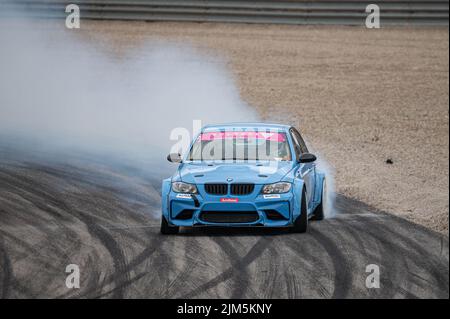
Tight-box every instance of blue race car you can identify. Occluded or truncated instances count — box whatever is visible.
[161,123,328,234]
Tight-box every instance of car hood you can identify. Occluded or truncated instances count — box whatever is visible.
[177,161,294,185]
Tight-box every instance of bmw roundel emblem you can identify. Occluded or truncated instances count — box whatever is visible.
[226,178,233,182]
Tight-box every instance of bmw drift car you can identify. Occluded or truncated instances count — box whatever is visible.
[161,123,328,234]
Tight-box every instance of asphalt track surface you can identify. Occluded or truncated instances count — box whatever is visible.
[0,144,448,299]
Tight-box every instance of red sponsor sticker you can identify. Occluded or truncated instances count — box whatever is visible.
[220,198,239,203]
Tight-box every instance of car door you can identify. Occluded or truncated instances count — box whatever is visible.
[290,128,315,209]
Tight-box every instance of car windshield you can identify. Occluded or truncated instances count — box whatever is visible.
[188,131,292,161]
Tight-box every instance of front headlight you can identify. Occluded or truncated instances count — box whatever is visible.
[261,182,292,194]
[172,182,198,194]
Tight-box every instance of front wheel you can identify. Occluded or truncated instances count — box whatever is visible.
[160,216,179,235]
[291,188,308,233]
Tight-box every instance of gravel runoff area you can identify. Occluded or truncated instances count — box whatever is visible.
[10,20,450,234]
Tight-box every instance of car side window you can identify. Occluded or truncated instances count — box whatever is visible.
[289,129,302,159]
[291,128,309,154]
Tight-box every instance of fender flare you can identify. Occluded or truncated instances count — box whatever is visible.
[292,179,305,221]
[314,172,326,207]
[161,178,171,219]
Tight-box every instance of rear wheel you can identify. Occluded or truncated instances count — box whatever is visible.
[291,188,308,233]
[160,216,179,235]
[312,178,326,221]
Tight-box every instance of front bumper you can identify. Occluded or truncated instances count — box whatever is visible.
[166,191,295,227]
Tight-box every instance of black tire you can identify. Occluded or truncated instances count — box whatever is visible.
[291,188,308,233]
[160,216,179,235]
[311,179,326,221]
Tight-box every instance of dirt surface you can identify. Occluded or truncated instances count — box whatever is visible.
[71,21,448,234]
[0,145,448,298]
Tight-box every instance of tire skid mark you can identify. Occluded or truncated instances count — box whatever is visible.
[2,232,68,298]
[0,178,95,297]
[0,236,13,299]
[81,228,161,298]
[348,217,427,298]
[283,266,299,299]
[0,167,132,299]
[1,158,177,298]
[354,215,449,294]
[120,232,159,272]
[210,236,252,299]
[334,220,401,298]
[356,216,449,297]
[0,231,68,274]
[161,235,207,298]
[334,216,411,298]
[93,272,148,299]
[8,277,36,298]
[30,164,160,216]
[266,242,298,299]
[308,228,352,299]
[333,197,422,298]
[257,245,281,299]
[0,172,78,226]
[56,252,105,299]
[2,248,62,297]
[283,236,332,298]
[1,152,448,299]
[148,236,179,297]
[392,235,448,296]
[70,209,131,299]
[325,220,397,298]
[181,236,274,299]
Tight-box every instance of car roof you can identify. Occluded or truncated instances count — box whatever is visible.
[202,122,291,132]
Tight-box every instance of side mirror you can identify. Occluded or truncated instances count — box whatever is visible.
[167,153,182,163]
[298,153,317,163]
